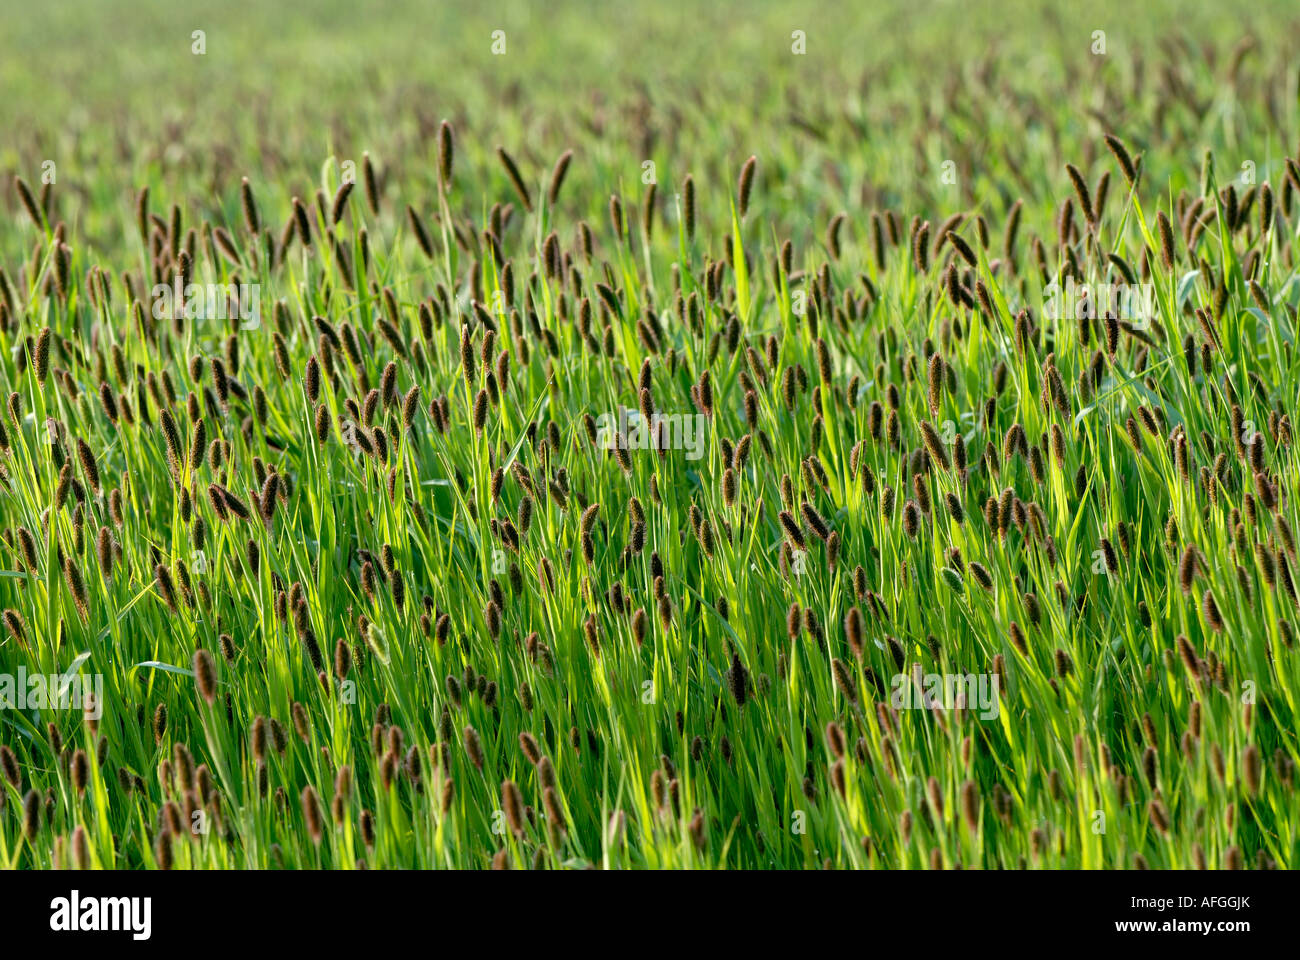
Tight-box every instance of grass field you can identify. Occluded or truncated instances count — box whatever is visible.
[2,0,1300,869]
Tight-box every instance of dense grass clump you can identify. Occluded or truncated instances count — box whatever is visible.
[2,0,1300,869]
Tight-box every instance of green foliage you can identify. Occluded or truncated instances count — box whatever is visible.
[1,0,1299,870]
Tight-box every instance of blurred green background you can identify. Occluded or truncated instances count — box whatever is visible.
[2,0,1298,260]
